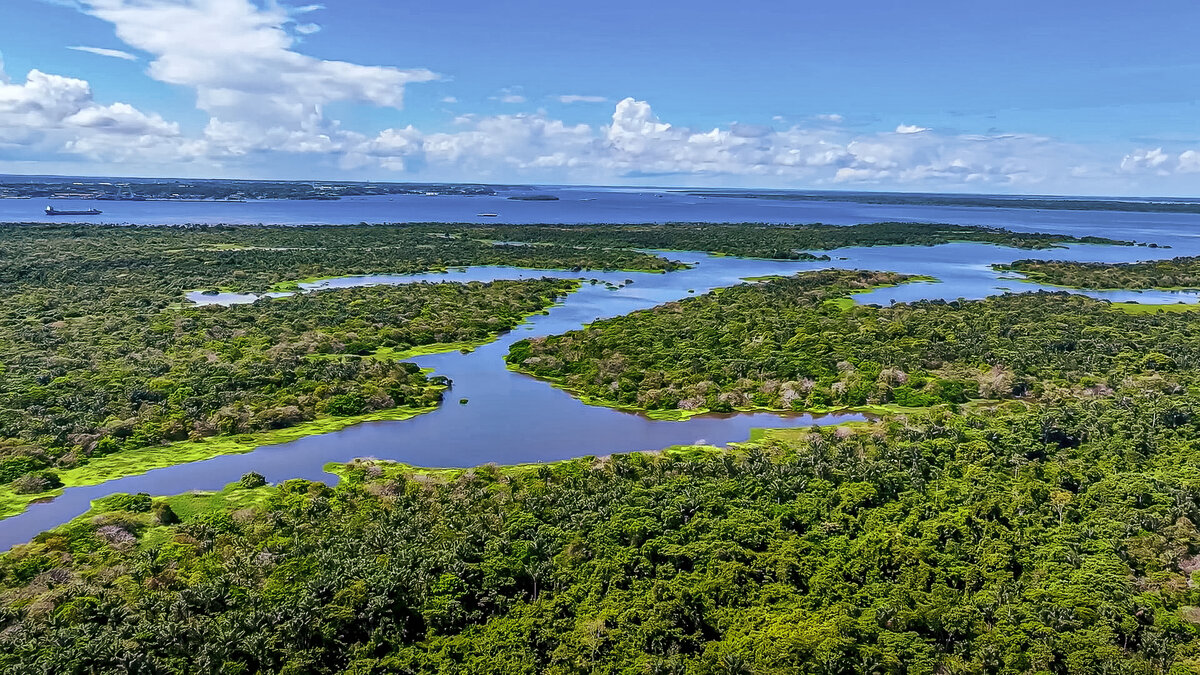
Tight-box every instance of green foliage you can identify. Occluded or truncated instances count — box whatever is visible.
[95,492,153,513]
[152,501,179,525]
[0,222,1173,672]
[239,472,267,489]
[508,270,1200,414]
[8,471,62,495]
[998,256,1200,290]
[470,221,1127,260]
[3,392,1200,672]
[0,250,575,492]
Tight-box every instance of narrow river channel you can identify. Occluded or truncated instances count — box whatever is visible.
[5,236,1200,549]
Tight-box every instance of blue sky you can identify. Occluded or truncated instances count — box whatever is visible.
[1,0,1198,195]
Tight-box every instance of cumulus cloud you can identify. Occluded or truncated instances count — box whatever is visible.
[1121,147,1170,172]
[0,64,186,160]
[68,45,138,61]
[558,95,607,104]
[4,17,1177,194]
[73,0,436,156]
[1179,150,1200,173]
[388,113,595,173]
[345,97,1071,188]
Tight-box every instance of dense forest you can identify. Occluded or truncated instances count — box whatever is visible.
[0,224,682,309]
[508,270,1200,415]
[0,278,575,501]
[2,222,1191,672]
[3,388,1200,672]
[0,222,1130,496]
[0,222,1123,309]
[465,222,1132,260]
[998,256,1200,290]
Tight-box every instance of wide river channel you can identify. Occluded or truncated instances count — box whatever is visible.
[4,190,1200,549]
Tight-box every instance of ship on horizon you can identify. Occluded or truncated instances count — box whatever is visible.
[45,205,102,216]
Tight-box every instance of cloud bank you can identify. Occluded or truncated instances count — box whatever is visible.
[4,0,1197,192]
[0,61,189,162]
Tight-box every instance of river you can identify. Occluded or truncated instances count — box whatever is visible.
[3,188,1200,549]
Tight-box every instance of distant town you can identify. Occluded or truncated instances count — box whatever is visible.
[0,176,496,201]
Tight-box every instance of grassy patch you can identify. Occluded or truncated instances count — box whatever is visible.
[308,340,493,362]
[161,484,275,521]
[31,481,279,553]
[823,297,856,310]
[268,275,338,293]
[1110,302,1200,314]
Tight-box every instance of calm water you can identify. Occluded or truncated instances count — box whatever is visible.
[4,189,1200,549]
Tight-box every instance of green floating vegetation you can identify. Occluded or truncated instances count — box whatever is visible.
[0,260,577,519]
[267,274,336,293]
[0,403,439,520]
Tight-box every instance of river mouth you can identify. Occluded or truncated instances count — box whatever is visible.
[4,242,1200,550]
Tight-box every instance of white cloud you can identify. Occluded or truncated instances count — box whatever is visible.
[68,45,138,61]
[73,0,436,157]
[441,96,458,104]
[1121,147,1170,172]
[816,113,844,123]
[0,64,190,162]
[3,29,1186,194]
[346,97,1066,189]
[1177,150,1200,173]
[558,95,607,104]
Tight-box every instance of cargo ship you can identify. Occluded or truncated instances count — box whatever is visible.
[45,205,102,216]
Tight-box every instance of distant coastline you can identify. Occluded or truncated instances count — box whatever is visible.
[2,175,1199,213]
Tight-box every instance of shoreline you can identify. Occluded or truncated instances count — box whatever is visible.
[0,402,443,522]
[0,276,584,524]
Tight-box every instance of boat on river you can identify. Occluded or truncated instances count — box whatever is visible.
[45,205,102,216]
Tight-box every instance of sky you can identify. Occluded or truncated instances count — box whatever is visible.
[1,0,1198,196]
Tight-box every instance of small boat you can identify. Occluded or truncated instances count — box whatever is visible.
[45,205,102,216]
[476,213,499,217]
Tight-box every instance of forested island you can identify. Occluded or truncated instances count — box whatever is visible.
[460,222,1133,260]
[507,270,1200,417]
[998,256,1200,290]
[5,221,1200,672]
[0,277,578,519]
